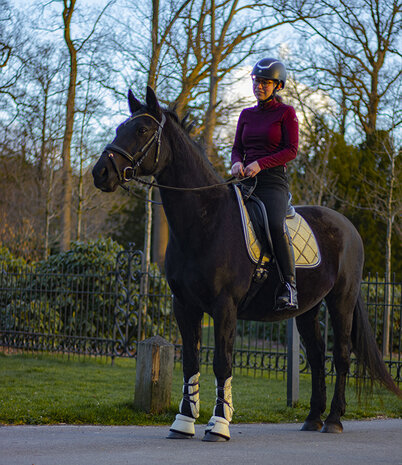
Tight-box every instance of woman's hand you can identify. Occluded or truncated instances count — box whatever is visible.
[231,162,245,178]
[244,161,261,177]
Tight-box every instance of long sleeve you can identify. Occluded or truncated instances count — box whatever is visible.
[231,111,245,165]
[257,106,298,170]
[230,100,299,170]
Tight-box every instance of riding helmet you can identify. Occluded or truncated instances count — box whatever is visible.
[251,58,287,88]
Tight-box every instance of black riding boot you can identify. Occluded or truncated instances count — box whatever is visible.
[273,230,298,312]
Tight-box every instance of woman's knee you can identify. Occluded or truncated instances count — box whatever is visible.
[269,221,286,241]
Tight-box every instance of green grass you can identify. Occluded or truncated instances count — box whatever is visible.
[0,352,400,425]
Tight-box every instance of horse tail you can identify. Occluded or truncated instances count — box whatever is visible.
[351,291,402,398]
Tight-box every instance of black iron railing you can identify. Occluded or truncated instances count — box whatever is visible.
[0,249,400,383]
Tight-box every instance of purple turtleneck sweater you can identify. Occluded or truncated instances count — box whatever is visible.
[231,98,299,170]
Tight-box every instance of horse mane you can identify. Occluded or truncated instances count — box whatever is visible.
[160,105,224,183]
[165,105,195,134]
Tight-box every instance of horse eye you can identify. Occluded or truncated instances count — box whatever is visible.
[138,127,148,134]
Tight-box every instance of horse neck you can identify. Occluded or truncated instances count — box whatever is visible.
[157,120,222,188]
[155,120,231,239]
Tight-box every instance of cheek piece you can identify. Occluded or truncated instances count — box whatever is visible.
[105,112,166,181]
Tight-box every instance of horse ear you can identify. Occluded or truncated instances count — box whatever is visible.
[128,89,142,115]
[146,86,161,117]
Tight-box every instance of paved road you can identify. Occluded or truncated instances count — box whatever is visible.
[1,420,401,465]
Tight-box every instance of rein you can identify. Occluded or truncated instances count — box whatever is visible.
[126,174,247,191]
[105,110,252,202]
[120,175,252,206]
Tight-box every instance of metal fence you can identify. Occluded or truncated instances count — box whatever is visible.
[1,247,400,383]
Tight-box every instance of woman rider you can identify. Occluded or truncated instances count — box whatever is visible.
[231,58,298,311]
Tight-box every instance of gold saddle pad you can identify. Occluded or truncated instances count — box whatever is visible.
[234,185,321,268]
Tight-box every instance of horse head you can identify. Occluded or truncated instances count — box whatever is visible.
[92,86,167,192]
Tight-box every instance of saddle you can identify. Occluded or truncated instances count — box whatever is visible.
[233,185,321,270]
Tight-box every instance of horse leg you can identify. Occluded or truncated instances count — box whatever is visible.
[296,303,326,431]
[203,298,236,442]
[322,290,355,433]
[168,297,203,439]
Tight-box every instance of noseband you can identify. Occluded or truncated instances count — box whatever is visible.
[105,112,166,181]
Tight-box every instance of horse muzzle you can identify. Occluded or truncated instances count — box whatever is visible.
[92,152,120,192]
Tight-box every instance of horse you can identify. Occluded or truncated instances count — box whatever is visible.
[92,86,401,442]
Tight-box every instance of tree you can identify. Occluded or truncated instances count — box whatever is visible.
[59,0,114,251]
[358,131,401,355]
[280,0,401,141]
[147,0,193,268]
[0,28,65,261]
[24,45,65,258]
[0,1,29,121]
[280,0,401,277]
[0,0,134,259]
[59,0,78,251]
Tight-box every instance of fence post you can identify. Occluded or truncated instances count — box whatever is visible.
[134,335,174,413]
[287,318,300,407]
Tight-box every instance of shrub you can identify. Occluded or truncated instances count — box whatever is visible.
[1,239,176,355]
[0,245,27,271]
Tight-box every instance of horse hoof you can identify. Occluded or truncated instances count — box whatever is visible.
[168,414,196,438]
[301,420,323,431]
[321,421,343,433]
[202,432,229,442]
[167,430,194,439]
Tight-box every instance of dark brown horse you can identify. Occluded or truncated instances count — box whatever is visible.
[92,87,401,442]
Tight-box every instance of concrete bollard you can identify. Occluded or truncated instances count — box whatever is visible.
[134,335,174,413]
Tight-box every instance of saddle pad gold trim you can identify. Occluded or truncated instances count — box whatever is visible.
[234,185,321,268]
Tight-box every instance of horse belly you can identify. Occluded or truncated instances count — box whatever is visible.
[237,264,333,323]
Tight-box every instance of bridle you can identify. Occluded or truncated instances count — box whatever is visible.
[105,112,166,182]
[103,110,252,201]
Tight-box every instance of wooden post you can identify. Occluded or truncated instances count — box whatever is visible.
[134,335,174,413]
[287,318,300,407]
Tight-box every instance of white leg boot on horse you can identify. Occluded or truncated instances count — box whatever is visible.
[203,377,234,442]
[168,372,200,439]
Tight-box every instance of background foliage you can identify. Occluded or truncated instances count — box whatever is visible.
[0,239,174,346]
[0,0,400,276]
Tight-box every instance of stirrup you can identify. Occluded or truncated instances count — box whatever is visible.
[274,301,298,312]
[274,282,298,311]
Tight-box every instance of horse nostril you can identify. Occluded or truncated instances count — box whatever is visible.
[92,163,108,187]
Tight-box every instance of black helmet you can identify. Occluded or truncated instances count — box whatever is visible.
[251,58,287,88]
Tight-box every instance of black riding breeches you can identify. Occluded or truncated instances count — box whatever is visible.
[244,166,296,281]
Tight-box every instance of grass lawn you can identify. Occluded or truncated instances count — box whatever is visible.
[0,352,401,426]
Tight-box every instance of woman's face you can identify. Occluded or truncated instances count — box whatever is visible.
[252,77,276,101]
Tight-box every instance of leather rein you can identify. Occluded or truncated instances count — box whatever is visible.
[105,111,250,200]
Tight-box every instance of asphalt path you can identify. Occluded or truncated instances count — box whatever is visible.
[1,419,401,465]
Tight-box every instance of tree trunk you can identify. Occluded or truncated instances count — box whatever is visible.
[61,0,78,252]
[39,84,50,258]
[138,186,153,341]
[382,215,392,358]
[152,190,168,270]
[44,159,55,260]
[148,0,168,269]
[76,154,83,241]
[203,0,217,163]
[382,147,395,357]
